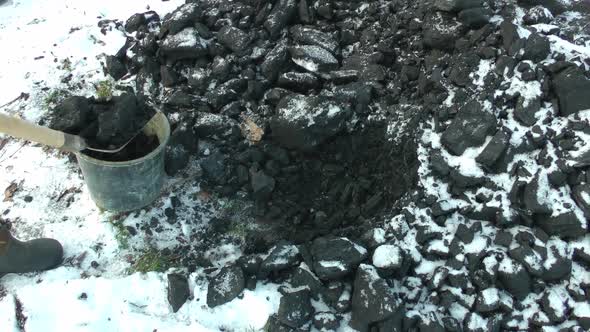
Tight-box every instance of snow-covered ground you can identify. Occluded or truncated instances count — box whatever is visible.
[0,1,283,331]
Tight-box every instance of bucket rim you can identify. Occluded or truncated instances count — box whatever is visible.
[76,112,170,167]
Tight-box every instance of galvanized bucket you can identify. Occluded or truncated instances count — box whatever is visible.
[76,112,170,212]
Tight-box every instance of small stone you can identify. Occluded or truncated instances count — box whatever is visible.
[288,45,338,73]
[264,0,297,37]
[259,242,301,276]
[523,33,551,62]
[553,66,590,117]
[160,3,200,35]
[270,95,351,151]
[105,55,127,80]
[218,26,251,53]
[372,244,403,271]
[514,96,541,127]
[524,5,555,25]
[49,96,92,133]
[476,129,509,170]
[207,265,245,308]
[350,264,402,331]
[159,27,208,62]
[536,212,586,239]
[498,257,532,301]
[201,152,228,184]
[291,25,338,54]
[167,273,190,313]
[261,40,288,81]
[290,263,323,298]
[310,236,368,280]
[441,101,497,155]
[313,312,340,331]
[277,288,314,328]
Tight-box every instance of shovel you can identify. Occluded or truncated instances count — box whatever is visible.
[0,112,158,153]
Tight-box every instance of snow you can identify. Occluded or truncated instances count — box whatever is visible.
[481,288,499,305]
[3,271,281,332]
[573,301,590,318]
[472,60,494,88]
[372,244,401,268]
[463,236,488,254]
[372,228,386,244]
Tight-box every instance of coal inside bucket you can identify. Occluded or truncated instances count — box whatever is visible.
[76,112,170,212]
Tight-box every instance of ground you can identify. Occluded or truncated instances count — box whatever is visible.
[0,0,287,331]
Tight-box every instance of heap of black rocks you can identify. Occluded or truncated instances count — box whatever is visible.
[96,0,590,330]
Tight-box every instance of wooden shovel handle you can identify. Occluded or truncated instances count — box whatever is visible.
[0,113,86,151]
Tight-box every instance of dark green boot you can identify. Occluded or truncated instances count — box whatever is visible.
[0,226,63,276]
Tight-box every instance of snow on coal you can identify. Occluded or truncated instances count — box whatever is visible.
[89,0,590,330]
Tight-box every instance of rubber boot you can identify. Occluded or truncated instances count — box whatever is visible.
[0,226,63,277]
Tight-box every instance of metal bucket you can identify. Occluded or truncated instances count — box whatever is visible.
[76,112,170,212]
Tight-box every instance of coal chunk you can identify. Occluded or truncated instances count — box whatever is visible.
[261,40,288,81]
[161,3,200,35]
[476,130,509,170]
[217,26,251,53]
[514,96,541,126]
[290,264,323,297]
[536,212,586,239]
[498,257,532,301]
[552,66,590,117]
[165,122,198,176]
[523,33,550,62]
[270,95,351,151]
[372,244,403,274]
[260,242,301,276]
[264,0,297,37]
[201,152,228,184]
[95,93,138,146]
[167,273,190,313]
[350,264,401,331]
[288,45,338,73]
[159,27,208,62]
[49,96,92,133]
[207,265,245,308]
[105,55,127,80]
[310,236,368,280]
[523,6,554,25]
[277,288,314,328]
[290,25,338,54]
[441,101,497,155]
[313,312,340,331]
[278,72,320,91]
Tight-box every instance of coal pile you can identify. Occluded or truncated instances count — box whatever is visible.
[94,0,590,330]
[49,93,158,161]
